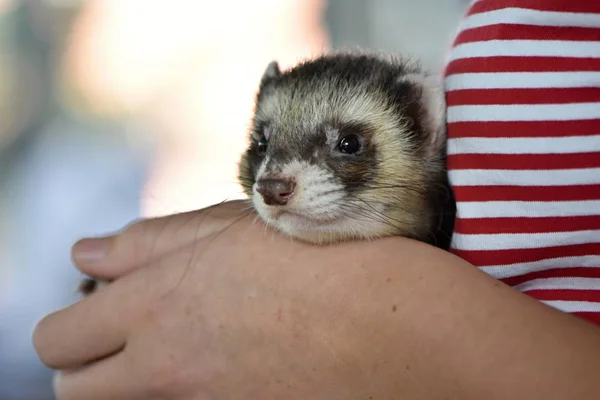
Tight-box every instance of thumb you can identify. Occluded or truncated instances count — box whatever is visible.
[71,199,253,279]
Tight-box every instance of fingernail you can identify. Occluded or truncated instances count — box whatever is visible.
[72,238,108,262]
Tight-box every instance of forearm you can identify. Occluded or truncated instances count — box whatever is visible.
[295,237,600,399]
[37,209,600,400]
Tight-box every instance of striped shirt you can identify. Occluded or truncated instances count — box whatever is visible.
[444,0,600,325]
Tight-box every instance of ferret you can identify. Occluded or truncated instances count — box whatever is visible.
[239,51,455,248]
[80,51,455,295]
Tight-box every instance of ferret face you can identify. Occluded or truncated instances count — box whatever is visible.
[239,53,448,245]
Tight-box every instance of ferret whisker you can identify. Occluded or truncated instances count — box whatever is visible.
[251,213,263,225]
[313,189,347,198]
[345,197,415,221]
[337,202,407,233]
[344,210,401,231]
[166,208,255,297]
[354,200,413,228]
[352,184,427,196]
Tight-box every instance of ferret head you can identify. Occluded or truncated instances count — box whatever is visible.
[239,52,451,246]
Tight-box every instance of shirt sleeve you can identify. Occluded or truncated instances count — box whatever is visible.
[443,0,600,325]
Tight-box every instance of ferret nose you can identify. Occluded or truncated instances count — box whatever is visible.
[255,178,296,206]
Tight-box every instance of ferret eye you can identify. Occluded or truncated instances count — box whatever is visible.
[337,134,362,154]
[256,138,268,156]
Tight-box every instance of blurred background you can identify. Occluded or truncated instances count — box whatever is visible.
[0,0,468,398]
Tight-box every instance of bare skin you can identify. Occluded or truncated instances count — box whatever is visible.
[33,201,600,399]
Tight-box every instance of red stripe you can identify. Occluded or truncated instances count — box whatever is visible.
[455,24,600,45]
[573,311,600,325]
[447,88,600,106]
[451,184,600,202]
[448,153,600,170]
[502,267,600,286]
[468,0,600,15]
[447,120,600,138]
[452,184,600,201]
[445,57,600,75]
[524,289,600,302]
[452,242,600,266]
[454,216,600,235]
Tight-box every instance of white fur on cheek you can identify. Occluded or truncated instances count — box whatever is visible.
[280,160,344,218]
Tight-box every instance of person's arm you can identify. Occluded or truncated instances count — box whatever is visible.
[34,202,600,399]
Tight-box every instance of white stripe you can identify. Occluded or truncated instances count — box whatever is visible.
[447,103,600,123]
[449,41,600,61]
[447,136,600,155]
[450,169,600,187]
[542,300,600,313]
[514,277,600,292]
[445,72,600,91]
[460,8,600,30]
[455,200,600,219]
[480,256,600,279]
[451,230,600,251]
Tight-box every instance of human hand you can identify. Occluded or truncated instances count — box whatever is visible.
[36,201,424,399]
[33,202,600,400]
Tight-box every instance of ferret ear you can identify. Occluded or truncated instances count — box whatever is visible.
[260,61,281,88]
[399,73,447,154]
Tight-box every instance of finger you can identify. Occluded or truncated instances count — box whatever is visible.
[72,199,253,279]
[33,289,129,370]
[54,351,146,400]
[33,245,195,370]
